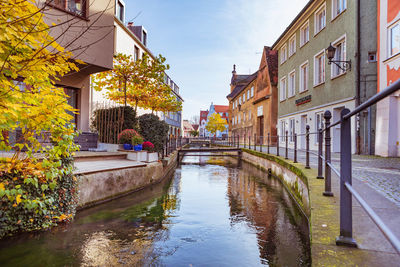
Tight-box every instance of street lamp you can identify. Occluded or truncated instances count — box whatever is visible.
[326,43,351,71]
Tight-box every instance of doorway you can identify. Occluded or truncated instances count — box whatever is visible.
[332,107,344,153]
[300,115,307,149]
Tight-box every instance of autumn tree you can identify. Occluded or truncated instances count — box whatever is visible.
[92,53,182,114]
[205,113,228,136]
[0,0,111,237]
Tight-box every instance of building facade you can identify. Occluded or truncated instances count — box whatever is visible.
[375,0,400,157]
[272,0,377,153]
[199,110,209,137]
[43,0,115,131]
[91,0,183,137]
[204,104,229,138]
[227,48,278,145]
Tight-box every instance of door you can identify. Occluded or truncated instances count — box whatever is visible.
[258,116,264,144]
[332,107,344,153]
[300,115,307,149]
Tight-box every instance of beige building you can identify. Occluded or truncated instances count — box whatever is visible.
[42,0,115,131]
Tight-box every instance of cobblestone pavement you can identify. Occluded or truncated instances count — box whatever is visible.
[235,144,400,207]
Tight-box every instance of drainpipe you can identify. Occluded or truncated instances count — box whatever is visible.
[355,0,361,154]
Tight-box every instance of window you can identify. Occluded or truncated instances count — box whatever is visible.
[248,110,251,120]
[247,90,250,100]
[251,86,254,97]
[315,112,324,143]
[299,61,309,92]
[300,21,309,46]
[331,36,346,78]
[288,70,296,97]
[280,44,288,64]
[242,94,245,103]
[239,97,242,105]
[289,35,296,57]
[280,120,286,141]
[52,0,87,17]
[389,22,400,57]
[332,0,346,19]
[314,3,326,35]
[243,112,246,122]
[314,50,325,86]
[238,114,241,124]
[280,76,287,101]
[289,118,295,142]
[143,31,147,46]
[116,0,124,21]
[134,46,139,61]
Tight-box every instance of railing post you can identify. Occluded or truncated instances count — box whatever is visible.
[336,108,357,247]
[285,130,288,159]
[276,134,280,156]
[317,128,324,179]
[294,133,297,163]
[244,134,246,148]
[254,134,256,150]
[267,133,270,154]
[259,135,262,152]
[323,111,333,197]
[305,125,310,168]
[237,135,239,148]
[248,135,251,149]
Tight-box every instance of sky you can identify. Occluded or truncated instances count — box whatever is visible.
[126,0,309,121]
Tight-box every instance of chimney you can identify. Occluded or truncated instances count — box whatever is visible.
[230,64,237,91]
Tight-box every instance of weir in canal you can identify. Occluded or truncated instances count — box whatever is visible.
[0,151,311,266]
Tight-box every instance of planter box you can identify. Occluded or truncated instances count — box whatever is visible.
[97,143,120,152]
[146,152,158,162]
[126,151,147,162]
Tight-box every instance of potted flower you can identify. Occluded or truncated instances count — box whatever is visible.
[132,135,144,151]
[118,129,140,150]
[143,141,158,162]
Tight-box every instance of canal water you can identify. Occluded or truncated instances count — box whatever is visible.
[0,155,310,266]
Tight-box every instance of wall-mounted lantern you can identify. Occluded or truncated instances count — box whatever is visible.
[326,43,351,71]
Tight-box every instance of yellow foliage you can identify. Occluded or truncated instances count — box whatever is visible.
[205,113,228,135]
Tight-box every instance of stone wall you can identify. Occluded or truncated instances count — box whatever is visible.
[76,152,177,209]
[241,149,310,217]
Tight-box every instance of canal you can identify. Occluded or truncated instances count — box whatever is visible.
[0,155,310,266]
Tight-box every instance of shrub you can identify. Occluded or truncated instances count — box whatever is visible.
[142,141,155,152]
[91,106,138,144]
[131,135,143,146]
[118,129,141,144]
[138,114,169,153]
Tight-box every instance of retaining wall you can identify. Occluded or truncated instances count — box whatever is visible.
[76,152,177,209]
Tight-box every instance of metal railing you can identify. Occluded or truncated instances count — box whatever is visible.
[224,79,400,254]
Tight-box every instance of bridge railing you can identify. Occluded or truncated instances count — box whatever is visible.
[226,79,400,254]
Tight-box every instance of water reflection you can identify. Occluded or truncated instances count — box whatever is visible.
[0,157,310,266]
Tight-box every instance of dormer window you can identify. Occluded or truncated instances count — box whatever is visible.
[116,0,124,22]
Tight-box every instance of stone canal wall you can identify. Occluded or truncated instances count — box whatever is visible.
[76,152,177,209]
[240,149,311,218]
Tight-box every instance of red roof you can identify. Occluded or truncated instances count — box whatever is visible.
[200,110,208,118]
[214,105,229,113]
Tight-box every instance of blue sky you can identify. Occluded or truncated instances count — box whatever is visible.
[126,0,309,121]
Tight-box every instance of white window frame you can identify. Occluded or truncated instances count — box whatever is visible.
[388,20,400,58]
[251,86,254,97]
[330,34,347,79]
[315,112,324,144]
[289,118,295,143]
[280,44,288,64]
[314,49,325,86]
[314,3,326,35]
[299,60,309,92]
[331,0,346,20]
[280,120,286,142]
[300,20,309,47]
[288,70,296,97]
[289,34,296,57]
[280,76,287,101]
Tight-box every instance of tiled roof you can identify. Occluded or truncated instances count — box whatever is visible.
[226,71,258,99]
[264,46,278,86]
[200,110,208,118]
[214,105,229,113]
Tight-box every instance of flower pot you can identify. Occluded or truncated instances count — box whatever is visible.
[134,144,142,151]
[146,152,158,162]
[123,143,133,150]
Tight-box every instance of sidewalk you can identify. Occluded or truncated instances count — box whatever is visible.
[237,144,400,263]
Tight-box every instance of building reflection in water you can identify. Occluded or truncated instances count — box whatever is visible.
[227,162,310,266]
